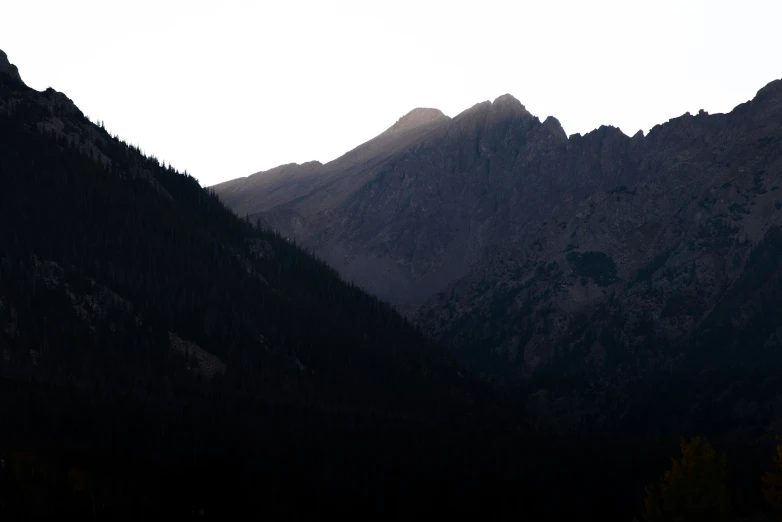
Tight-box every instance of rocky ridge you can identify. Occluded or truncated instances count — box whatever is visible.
[215,79,782,435]
[0,50,21,82]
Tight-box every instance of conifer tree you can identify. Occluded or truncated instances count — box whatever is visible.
[762,435,782,515]
[643,436,730,522]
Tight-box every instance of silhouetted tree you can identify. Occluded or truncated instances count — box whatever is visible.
[762,435,782,516]
[644,436,730,522]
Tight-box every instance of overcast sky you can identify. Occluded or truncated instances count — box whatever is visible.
[3,0,781,186]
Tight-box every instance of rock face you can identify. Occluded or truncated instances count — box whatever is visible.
[214,94,551,311]
[215,92,658,313]
[216,79,782,434]
[213,106,450,223]
[414,81,782,433]
[387,107,448,133]
[0,50,22,83]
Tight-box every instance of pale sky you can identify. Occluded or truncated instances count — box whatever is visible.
[3,0,781,186]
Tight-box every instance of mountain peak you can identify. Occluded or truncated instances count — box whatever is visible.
[490,93,533,120]
[0,49,22,83]
[492,93,520,105]
[757,78,782,98]
[752,78,782,111]
[387,107,449,133]
[542,115,567,141]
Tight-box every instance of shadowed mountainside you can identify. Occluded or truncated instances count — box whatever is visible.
[215,77,782,436]
[5,48,782,521]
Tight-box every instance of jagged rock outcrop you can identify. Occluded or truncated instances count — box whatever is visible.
[0,50,21,83]
[414,81,782,433]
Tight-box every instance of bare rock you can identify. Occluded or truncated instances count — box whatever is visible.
[0,50,22,83]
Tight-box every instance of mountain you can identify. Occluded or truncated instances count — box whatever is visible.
[212,93,610,313]
[415,81,782,431]
[214,107,450,218]
[6,47,782,520]
[0,54,486,421]
[0,50,546,520]
[213,105,456,311]
[8,47,702,522]
[215,78,782,436]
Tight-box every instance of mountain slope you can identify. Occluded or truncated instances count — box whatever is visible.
[6,49,782,521]
[6,49,722,522]
[216,76,782,436]
[0,51,493,414]
[214,94,566,311]
[415,82,782,402]
[0,49,551,519]
[212,107,450,219]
